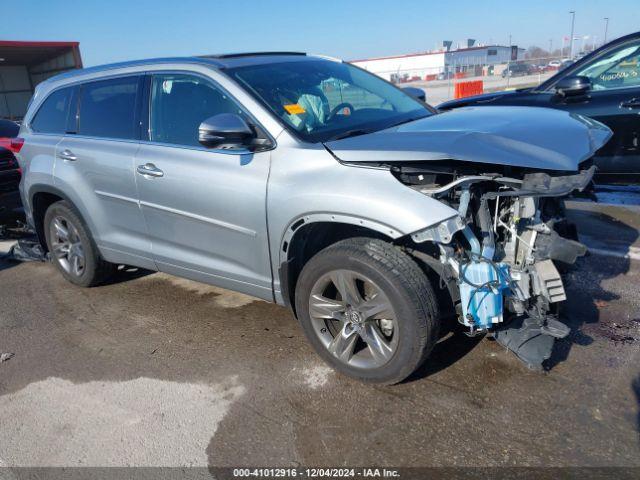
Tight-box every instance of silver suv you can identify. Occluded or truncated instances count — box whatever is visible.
[17,53,611,383]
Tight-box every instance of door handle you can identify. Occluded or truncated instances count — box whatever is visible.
[57,149,77,161]
[136,163,164,178]
[620,98,640,109]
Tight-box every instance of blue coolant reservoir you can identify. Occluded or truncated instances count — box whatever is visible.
[459,261,510,328]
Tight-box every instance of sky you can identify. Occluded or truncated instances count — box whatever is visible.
[3,0,638,66]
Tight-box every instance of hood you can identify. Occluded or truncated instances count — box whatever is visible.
[437,89,525,110]
[324,106,612,172]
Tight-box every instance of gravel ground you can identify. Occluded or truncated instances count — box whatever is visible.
[0,201,638,471]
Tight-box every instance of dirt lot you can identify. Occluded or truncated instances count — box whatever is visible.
[0,200,638,471]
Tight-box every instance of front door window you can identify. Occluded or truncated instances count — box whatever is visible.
[575,41,640,91]
[149,74,246,147]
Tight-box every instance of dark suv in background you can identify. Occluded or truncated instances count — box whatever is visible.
[439,31,640,183]
[501,63,532,78]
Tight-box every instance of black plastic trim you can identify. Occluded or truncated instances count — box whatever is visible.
[203,52,306,59]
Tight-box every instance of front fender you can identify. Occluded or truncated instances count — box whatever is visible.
[267,141,459,295]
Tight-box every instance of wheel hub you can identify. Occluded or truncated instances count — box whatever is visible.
[345,306,363,325]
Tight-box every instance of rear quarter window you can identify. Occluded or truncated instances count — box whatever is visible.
[30,87,74,134]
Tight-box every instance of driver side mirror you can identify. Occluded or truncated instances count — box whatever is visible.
[402,86,427,102]
[555,75,591,97]
[198,113,256,150]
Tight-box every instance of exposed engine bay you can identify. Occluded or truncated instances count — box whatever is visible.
[393,160,596,370]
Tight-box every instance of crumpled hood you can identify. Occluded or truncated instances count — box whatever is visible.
[324,106,612,171]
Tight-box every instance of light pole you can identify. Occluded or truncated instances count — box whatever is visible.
[549,38,553,57]
[604,17,609,44]
[507,34,512,87]
[569,11,576,59]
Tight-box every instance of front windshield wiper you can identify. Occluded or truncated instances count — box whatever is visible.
[325,113,431,142]
[325,129,372,142]
[388,114,431,129]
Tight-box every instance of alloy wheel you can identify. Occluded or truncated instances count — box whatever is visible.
[308,269,399,369]
[49,215,86,277]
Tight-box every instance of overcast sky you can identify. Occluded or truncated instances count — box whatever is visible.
[4,0,638,66]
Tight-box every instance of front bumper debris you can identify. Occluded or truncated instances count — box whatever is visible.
[492,314,570,371]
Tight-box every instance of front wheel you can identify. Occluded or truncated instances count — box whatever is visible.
[295,238,440,384]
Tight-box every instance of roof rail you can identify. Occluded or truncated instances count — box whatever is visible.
[200,51,307,59]
[38,56,225,84]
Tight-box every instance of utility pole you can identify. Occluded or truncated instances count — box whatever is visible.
[604,17,609,44]
[549,39,553,57]
[569,10,576,59]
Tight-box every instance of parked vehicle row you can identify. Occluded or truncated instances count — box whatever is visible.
[439,31,640,183]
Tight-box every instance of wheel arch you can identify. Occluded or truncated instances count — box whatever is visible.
[278,215,399,313]
[277,213,462,323]
[28,184,84,252]
[279,213,404,260]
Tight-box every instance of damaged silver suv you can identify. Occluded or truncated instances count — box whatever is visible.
[18,53,611,384]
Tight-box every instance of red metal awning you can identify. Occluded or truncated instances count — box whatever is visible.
[0,40,82,68]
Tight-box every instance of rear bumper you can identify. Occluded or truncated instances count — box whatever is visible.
[0,189,24,222]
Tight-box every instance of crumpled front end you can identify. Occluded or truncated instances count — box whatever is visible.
[400,162,596,370]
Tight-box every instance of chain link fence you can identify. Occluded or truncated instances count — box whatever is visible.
[367,56,573,105]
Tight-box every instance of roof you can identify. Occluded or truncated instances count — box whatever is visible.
[0,40,81,66]
[201,51,316,68]
[44,52,321,83]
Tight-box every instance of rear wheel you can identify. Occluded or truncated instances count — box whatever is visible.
[44,201,114,287]
[295,237,440,384]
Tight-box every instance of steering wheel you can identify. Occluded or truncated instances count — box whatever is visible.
[327,102,355,121]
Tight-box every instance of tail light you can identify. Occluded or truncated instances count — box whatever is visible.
[10,137,24,153]
[0,137,24,154]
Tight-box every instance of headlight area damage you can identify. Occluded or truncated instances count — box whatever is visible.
[397,161,595,370]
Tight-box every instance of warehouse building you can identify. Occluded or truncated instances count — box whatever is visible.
[0,41,82,120]
[352,44,524,82]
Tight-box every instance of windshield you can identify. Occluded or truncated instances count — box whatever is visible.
[225,59,432,143]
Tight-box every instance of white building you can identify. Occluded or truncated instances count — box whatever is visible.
[352,45,525,82]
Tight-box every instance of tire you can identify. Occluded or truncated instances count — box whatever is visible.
[294,237,440,384]
[44,200,114,287]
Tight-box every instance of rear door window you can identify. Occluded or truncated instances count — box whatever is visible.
[30,86,74,134]
[78,76,140,139]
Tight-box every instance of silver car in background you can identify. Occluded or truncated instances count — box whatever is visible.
[17,53,610,384]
